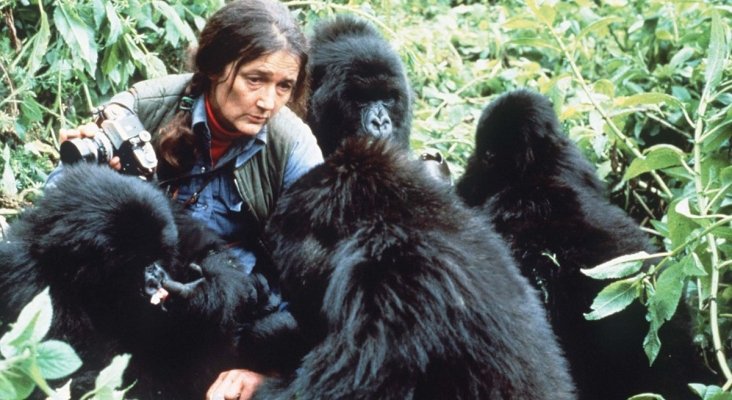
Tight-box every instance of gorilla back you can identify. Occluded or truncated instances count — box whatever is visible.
[307,16,412,156]
[256,138,576,399]
[456,90,713,399]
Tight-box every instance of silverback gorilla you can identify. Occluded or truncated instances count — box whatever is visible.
[456,89,713,399]
[307,16,412,156]
[253,137,576,399]
[0,164,298,399]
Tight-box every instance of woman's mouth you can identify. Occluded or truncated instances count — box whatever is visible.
[246,115,267,124]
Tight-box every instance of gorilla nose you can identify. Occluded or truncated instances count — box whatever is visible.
[144,263,171,296]
[365,113,392,137]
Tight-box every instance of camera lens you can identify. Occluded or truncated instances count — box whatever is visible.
[59,135,113,165]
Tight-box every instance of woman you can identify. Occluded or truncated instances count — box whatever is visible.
[58,0,322,398]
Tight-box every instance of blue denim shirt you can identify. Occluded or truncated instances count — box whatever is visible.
[49,96,323,273]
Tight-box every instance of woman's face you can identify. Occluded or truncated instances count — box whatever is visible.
[208,50,300,138]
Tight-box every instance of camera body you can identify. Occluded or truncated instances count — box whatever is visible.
[59,104,158,179]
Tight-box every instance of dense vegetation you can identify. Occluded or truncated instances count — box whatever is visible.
[0,0,730,398]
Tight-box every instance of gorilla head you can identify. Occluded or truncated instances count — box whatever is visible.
[307,15,412,156]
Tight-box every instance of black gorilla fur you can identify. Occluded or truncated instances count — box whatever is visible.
[254,137,576,399]
[456,89,713,399]
[0,164,298,399]
[307,16,412,156]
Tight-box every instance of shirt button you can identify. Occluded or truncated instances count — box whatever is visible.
[201,166,206,173]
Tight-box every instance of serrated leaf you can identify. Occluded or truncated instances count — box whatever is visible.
[0,288,53,358]
[143,53,167,79]
[152,1,197,45]
[624,144,686,181]
[650,261,684,322]
[53,4,98,76]
[682,253,708,277]
[584,275,642,320]
[703,11,728,98]
[105,2,123,45]
[26,0,50,76]
[667,198,699,249]
[94,354,131,391]
[643,319,662,365]
[36,340,82,380]
[581,251,651,279]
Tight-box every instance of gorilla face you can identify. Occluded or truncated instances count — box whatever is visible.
[307,16,412,156]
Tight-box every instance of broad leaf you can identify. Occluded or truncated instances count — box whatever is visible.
[36,340,83,380]
[584,275,642,320]
[624,144,686,181]
[0,288,53,358]
[581,251,651,280]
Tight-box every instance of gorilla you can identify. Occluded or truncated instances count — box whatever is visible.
[307,16,412,156]
[0,164,299,399]
[253,137,576,399]
[456,89,712,399]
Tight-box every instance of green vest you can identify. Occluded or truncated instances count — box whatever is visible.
[109,73,306,225]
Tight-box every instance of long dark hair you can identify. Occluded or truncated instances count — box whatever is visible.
[156,0,308,177]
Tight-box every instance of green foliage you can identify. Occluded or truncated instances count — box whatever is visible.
[1,0,731,397]
[0,288,132,399]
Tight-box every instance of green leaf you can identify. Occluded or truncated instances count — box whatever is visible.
[152,1,197,46]
[142,53,167,79]
[1,368,36,400]
[36,340,83,380]
[0,374,18,400]
[627,394,665,400]
[94,354,131,392]
[614,92,682,109]
[703,11,728,98]
[623,144,686,181]
[0,288,53,358]
[577,16,622,41]
[584,275,642,320]
[667,198,699,249]
[650,261,685,322]
[689,383,732,400]
[26,0,51,76]
[682,253,708,277]
[581,251,651,279]
[643,319,662,365]
[668,47,695,69]
[503,18,542,30]
[53,3,99,76]
[105,2,123,45]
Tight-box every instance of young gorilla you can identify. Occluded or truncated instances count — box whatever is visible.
[254,137,576,399]
[456,90,712,399]
[0,164,297,399]
[307,15,412,156]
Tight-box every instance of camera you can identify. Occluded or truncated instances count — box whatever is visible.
[59,104,158,179]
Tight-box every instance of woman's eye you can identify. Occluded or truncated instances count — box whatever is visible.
[277,82,294,92]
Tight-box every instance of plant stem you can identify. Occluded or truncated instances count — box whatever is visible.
[693,88,732,383]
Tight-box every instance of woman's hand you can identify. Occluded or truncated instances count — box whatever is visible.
[59,123,122,170]
[206,369,264,400]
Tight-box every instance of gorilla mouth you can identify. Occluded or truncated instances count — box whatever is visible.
[144,263,171,305]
